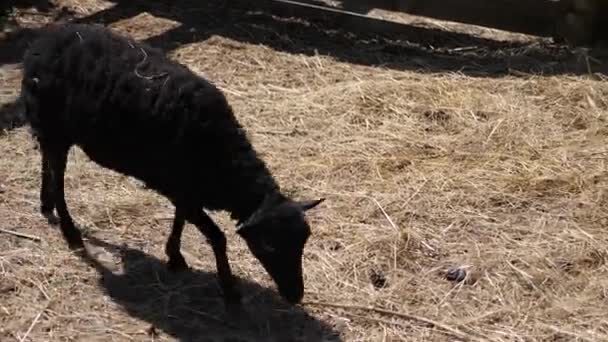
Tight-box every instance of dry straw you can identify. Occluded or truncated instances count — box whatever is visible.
[1,0,608,341]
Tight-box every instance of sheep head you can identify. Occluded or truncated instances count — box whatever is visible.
[236,193,324,304]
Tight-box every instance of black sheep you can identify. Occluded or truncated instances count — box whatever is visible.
[18,23,324,306]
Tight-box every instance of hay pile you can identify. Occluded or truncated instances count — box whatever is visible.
[1,1,608,341]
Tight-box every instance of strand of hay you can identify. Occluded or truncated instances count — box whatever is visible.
[304,300,491,342]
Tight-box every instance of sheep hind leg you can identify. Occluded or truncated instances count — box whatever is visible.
[46,143,84,250]
[186,208,241,308]
[39,148,60,225]
[165,207,188,272]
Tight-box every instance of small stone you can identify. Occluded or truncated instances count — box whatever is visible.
[446,267,467,283]
[327,241,343,251]
[370,269,387,289]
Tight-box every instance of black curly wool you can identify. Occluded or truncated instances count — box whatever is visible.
[22,23,280,221]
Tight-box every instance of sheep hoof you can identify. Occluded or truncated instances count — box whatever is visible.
[67,236,85,251]
[167,256,188,272]
[46,215,60,225]
[41,209,60,225]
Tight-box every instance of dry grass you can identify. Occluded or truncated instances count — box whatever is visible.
[2,1,608,341]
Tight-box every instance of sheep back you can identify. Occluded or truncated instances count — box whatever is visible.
[22,23,277,212]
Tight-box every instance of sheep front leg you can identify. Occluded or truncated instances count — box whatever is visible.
[165,208,188,271]
[187,209,241,308]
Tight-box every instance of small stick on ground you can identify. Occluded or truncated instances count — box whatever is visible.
[0,228,42,242]
[18,301,52,342]
[372,198,398,231]
[253,128,301,136]
[303,300,490,342]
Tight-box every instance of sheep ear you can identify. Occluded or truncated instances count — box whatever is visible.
[236,193,276,232]
[237,225,275,252]
[296,198,325,212]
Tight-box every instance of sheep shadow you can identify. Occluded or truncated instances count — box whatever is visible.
[2,0,607,76]
[78,236,341,342]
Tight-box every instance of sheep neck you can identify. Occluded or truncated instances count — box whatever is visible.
[224,148,283,225]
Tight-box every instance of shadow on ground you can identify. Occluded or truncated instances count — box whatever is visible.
[78,236,341,342]
[1,0,54,16]
[0,0,72,66]
[1,0,606,76]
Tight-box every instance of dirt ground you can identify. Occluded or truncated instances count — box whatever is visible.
[1,1,608,341]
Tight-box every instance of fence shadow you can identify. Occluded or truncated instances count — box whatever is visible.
[1,0,54,17]
[292,0,562,37]
[1,0,606,76]
[1,0,73,66]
